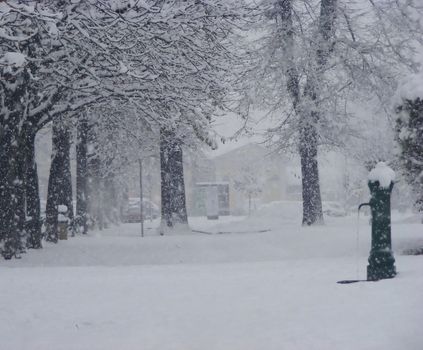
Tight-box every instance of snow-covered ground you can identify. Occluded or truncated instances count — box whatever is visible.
[1,202,423,350]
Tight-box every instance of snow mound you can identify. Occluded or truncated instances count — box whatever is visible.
[368,162,395,188]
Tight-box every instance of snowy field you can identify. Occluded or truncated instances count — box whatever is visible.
[1,202,423,350]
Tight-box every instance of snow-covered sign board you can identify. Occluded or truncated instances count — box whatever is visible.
[368,162,395,189]
[394,71,423,106]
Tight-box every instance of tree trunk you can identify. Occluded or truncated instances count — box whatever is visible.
[277,0,337,225]
[0,136,27,256]
[0,130,14,258]
[298,0,336,225]
[277,0,322,224]
[316,0,337,67]
[45,118,74,242]
[76,115,88,234]
[86,152,101,230]
[0,67,32,258]
[171,138,188,224]
[14,136,27,251]
[299,120,324,225]
[160,134,172,228]
[24,126,42,249]
[0,126,25,258]
[276,0,300,107]
[159,128,188,233]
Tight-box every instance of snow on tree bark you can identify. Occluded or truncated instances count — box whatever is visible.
[160,128,188,233]
[299,120,324,225]
[0,58,31,258]
[76,114,89,234]
[23,124,42,249]
[298,0,336,225]
[273,0,335,225]
[45,118,74,242]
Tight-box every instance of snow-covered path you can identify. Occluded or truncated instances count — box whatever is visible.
[1,204,423,350]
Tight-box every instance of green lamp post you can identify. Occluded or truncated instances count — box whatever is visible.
[360,162,396,281]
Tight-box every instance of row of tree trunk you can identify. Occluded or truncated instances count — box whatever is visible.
[0,109,190,258]
[0,68,45,257]
[44,116,124,241]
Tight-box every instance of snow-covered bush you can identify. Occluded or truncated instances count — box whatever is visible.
[395,72,423,215]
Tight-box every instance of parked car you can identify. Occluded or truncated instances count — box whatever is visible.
[122,199,159,223]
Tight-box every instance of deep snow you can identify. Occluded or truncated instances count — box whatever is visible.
[1,202,423,350]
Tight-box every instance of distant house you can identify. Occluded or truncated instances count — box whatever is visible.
[185,143,300,215]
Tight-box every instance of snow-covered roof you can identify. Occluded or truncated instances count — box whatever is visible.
[368,162,395,188]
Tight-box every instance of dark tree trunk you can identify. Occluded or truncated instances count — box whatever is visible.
[159,128,188,233]
[171,140,188,223]
[160,136,172,228]
[298,73,325,226]
[45,118,74,242]
[45,164,59,242]
[0,130,14,258]
[86,152,101,230]
[76,115,88,234]
[23,126,42,248]
[299,119,324,225]
[14,137,27,251]
[0,127,25,258]
[0,71,29,258]
[317,0,337,67]
[1,42,55,258]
